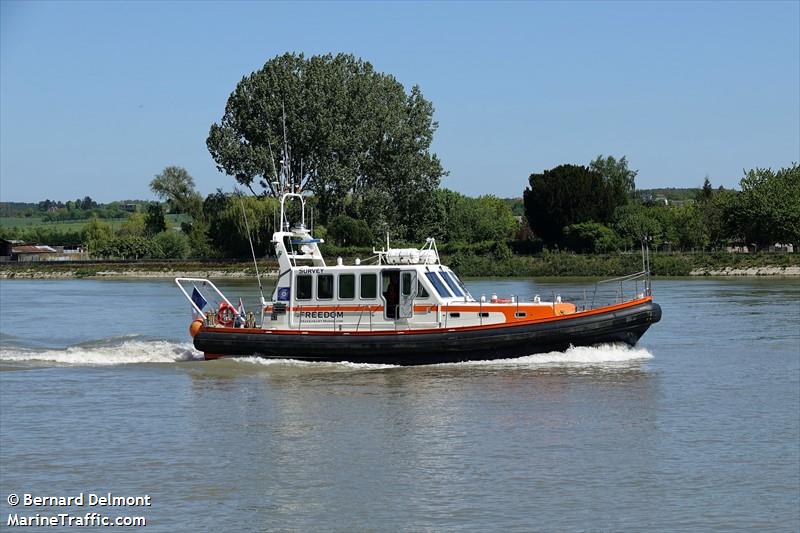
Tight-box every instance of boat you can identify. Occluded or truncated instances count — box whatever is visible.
[175,192,662,365]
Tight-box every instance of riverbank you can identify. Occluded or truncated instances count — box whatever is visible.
[1,252,798,279]
[0,261,278,279]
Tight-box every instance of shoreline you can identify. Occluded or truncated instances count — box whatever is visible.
[1,263,798,279]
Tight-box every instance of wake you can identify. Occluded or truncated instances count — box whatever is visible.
[0,339,201,366]
[0,340,652,369]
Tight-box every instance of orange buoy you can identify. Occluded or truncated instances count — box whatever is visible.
[189,318,204,337]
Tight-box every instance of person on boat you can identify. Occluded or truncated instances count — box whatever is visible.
[385,278,399,319]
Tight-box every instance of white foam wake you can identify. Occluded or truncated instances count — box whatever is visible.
[439,343,654,367]
[220,343,652,370]
[228,357,398,371]
[0,340,201,366]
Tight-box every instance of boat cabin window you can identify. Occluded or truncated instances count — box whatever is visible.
[401,272,413,296]
[425,271,453,298]
[417,283,429,298]
[318,274,334,300]
[360,274,377,299]
[297,275,312,300]
[440,271,464,297]
[339,274,355,300]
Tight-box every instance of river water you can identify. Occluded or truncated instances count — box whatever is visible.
[0,277,798,531]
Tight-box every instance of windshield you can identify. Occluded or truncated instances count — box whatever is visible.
[425,272,452,298]
[440,271,463,297]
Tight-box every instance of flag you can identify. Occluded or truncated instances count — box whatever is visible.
[235,298,246,327]
[191,286,207,312]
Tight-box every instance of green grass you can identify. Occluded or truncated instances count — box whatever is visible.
[0,216,47,227]
[0,214,187,231]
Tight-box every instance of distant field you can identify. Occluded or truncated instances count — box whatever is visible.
[0,214,188,232]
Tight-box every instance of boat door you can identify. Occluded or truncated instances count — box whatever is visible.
[382,270,416,320]
[398,271,417,319]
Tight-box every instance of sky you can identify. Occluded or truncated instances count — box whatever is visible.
[1,0,798,203]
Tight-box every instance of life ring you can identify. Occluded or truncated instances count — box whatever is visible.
[217,302,236,327]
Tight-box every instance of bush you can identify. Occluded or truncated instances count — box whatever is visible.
[152,231,189,259]
[562,222,623,253]
[91,236,153,259]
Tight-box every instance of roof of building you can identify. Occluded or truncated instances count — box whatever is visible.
[12,245,58,254]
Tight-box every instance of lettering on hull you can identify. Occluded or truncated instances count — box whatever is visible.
[295,311,345,320]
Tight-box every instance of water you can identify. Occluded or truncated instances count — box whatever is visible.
[1,277,798,531]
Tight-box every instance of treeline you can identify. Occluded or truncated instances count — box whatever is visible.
[3,159,797,263]
[0,197,138,221]
[110,166,519,260]
[523,159,799,254]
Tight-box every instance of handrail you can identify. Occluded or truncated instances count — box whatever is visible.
[175,277,240,320]
[595,270,648,284]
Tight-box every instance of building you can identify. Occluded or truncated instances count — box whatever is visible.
[11,244,59,262]
[0,239,24,261]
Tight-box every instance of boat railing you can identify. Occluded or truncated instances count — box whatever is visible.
[582,270,651,311]
[175,277,240,321]
[528,270,651,313]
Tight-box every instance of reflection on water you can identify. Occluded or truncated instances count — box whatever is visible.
[1,277,798,531]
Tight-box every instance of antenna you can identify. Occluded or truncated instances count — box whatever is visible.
[238,192,266,306]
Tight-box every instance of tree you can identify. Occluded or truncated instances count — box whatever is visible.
[589,155,638,207]
[117,212,146,237]
[434,189,517,244]
[702,189,738,247]
[562,222,622,253]
[327,215,374,246]
[152,231,189,259]
[92,236,153,259]
[613,203,662,248]
[523,164,617,245]
[79,196,96,210]
[206,52,445,240]
[203,191,278,258]
[144,203,167,237]
[150,166,203,217]
[730,164,800,247]
[671,204,708,250]
[697,176,714,204]
[82,217,113,244]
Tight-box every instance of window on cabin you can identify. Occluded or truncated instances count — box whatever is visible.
[401,272,413,296]
[515,312,527,318]
[479,312,490,318]
[417,283,429,298]
[449,312,461,318]
[441,271,464,297]
[360,274,377,299]
[339,274,355,299]
[317,274,334,299]
[425,272,452,297]
[297,275,312,300]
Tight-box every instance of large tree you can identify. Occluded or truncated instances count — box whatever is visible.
[150,166,203,218]
[589,155,638,207]
[523,164,617,245]
[206,52,445,240]
[730,164,800,247]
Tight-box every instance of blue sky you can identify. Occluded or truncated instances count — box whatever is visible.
[1,0,798,202]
